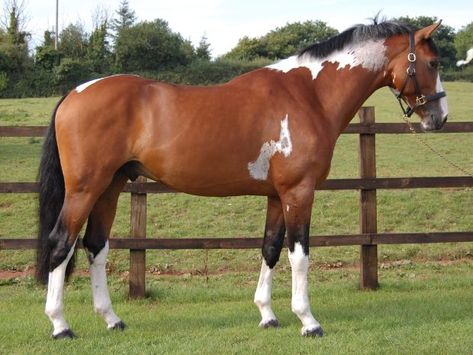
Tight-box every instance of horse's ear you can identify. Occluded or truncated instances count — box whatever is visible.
[415,21,442,42]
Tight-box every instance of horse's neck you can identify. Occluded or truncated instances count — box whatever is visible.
[268,40,389,134]
[313,67,386,134]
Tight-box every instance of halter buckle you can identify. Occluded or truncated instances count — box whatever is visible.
[416,95,427,106]
[408,53,416,62]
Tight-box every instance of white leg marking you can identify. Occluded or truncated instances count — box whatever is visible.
[436,73,449,119]
[45,241,76,336]
[288,242,320,335]
[254,261,277,326]
[248,114,292,180]
[89,241,121,328]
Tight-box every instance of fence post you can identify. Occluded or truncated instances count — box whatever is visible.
[358,107,379,290]
[129,176,147,298]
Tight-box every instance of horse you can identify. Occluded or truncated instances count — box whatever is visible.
[36,20,448,339]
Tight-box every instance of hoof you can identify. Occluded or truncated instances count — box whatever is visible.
[52,329,76,340]
[302,326,324,337]
[259,319,280,328]
[108,321,126,331]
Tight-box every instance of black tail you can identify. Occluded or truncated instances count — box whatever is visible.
[36,95,75,284]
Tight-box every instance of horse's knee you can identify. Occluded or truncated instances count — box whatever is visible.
[262,245,281,269]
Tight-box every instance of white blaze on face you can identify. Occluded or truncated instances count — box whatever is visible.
[248,114,292,181]
[436,73,448,119]
[266,40,387,80]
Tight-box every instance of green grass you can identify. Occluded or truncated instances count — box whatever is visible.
[0,262,472,354]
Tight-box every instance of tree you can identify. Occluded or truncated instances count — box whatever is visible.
[454,22,473,63]
[35,30,61,69]
[195,35,211,61]
[396,16,457,70]
[224,21,338,60]
[87,21,110,73]
[111,0,136,35]
[59,23,88,60]
[0,0,30,74]
[114,19,194,72]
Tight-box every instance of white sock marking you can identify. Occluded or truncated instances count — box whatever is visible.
[89,241,121,328]
[288,242,320,335]
[248,114,292,180]
[45,241,76,336]
[267,40,387,80]
[254,261,277,326]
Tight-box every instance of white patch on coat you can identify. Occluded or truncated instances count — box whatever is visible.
[89,241,121,328]
[267,40,387,80]
[288,242,321,335]
[45,241,76,336]
[436,73,448,119]
[75,74,138,93]
[286,204,290,212]
[254,261,277,326]
[248,114,292,181]
[75,78,106,93]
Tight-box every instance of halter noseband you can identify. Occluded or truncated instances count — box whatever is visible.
[395,31,446,118]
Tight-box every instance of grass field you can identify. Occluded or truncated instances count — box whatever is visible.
[0,262,472,354]
[0,82,472,353]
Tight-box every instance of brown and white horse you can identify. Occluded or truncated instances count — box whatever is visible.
[36,20,448,339]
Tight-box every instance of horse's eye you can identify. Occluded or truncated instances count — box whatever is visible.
[429,60,439,69]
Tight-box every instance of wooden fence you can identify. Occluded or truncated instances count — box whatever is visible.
[1,107,473,297]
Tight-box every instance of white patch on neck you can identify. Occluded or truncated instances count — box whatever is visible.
[267,40,387,80]
[436,73,448,117]
[248,114,292,181]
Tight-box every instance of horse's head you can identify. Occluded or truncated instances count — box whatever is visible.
[388,23,448,131]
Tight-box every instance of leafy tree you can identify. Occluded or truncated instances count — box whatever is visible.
[59,23,88,60]
[195,35,211,61]
[454,22,473,63]
[87,21,110,73]
[114,19,194,72]
[396,16,457,70]
[0,2,30,73]
[112,0,136,35]
[35,30,61,69]
[225,20,338,60]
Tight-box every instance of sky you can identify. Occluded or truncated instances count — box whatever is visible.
[19,0,473,57]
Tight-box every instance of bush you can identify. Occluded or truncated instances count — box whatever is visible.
[53,58,93,94]
[442,66,473,82]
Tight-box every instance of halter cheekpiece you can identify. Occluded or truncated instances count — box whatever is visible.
[395,31,446,118]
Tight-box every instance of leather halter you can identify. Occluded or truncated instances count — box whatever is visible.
[395,31,446,118]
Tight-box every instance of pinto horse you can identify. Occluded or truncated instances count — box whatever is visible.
[36,21,448,339]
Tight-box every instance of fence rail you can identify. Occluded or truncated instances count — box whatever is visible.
[1,107,472,297]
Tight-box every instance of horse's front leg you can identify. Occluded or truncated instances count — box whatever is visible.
[254,195,286,328]
[281,186,324,337]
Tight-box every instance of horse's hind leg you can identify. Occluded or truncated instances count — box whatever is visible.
[83,173,128,330]
[46,189,106,339]
[254,196,285,328]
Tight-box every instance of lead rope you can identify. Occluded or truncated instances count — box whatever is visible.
[401,114,473,178]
